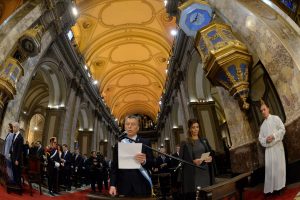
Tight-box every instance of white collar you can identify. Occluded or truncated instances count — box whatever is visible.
[14,131,20,141]
[128,134,137,141]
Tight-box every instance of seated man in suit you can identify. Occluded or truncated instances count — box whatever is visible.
[109,115,153,197]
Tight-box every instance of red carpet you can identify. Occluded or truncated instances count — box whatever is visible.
[0,184,91,200]
[1,183,300,200]
[244,185,300,200]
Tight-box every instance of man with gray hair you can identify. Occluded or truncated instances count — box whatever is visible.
[109,115,154,197]
[11,122,24,188]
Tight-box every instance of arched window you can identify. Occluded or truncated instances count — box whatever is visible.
[249,61,286,131]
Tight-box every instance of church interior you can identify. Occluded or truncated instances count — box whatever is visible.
[1,0,300,199]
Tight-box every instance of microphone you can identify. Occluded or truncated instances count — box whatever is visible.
[118,131,127,140]
[174,162,182,172]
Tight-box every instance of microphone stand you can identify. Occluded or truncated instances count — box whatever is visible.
[120,134,205,170]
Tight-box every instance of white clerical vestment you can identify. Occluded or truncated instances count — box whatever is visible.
[259,114,286,194]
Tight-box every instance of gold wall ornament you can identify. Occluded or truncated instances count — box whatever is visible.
[0,57,24,108]
[18,25,45,57]
[195,22,253,110]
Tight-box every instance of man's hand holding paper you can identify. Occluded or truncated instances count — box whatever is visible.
[135,152,146,164]
[118,142,143,169]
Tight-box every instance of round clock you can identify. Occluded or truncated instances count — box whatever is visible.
[179,0,213,37]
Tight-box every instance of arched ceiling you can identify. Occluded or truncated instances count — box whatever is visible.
[73,0,176,121]
[0,0,23,25]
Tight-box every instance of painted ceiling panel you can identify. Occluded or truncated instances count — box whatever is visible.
[74,0,176,121]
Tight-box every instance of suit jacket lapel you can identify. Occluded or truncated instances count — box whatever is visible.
[136,135,140,143]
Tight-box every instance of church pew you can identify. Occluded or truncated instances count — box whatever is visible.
[199,171,252,200]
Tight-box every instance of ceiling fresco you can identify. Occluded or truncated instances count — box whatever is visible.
[73,0,176,121]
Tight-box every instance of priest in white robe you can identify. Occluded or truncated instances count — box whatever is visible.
[259,103,286,194]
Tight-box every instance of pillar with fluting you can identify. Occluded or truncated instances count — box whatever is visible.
[42,107,66,146]
[69,87,83,150]
[61,79,78,146]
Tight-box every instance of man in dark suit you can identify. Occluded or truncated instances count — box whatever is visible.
[171,146,181,200]
[171,146,180,168]
[156,147,171,200]
[47,137,60,196]
[11,122,24,188]
[109,115,153,197]
[61,144,72,191]
[87,151,106,193]
[72,148,83,187]
[35,141,44,159]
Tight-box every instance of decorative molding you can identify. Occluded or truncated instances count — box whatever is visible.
[195,22,253,110]
[19,24,45,57]
[0,57,24,108]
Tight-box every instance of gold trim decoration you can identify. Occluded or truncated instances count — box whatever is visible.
[18,25,44,57]
[0,57,24,108]
[195,22,253,110]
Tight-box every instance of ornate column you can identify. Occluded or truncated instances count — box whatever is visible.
[61,79,78,146]
[69,87,83,150]
[177,84,189,133]
[172,126,184,146]
[42,107,66,146]
[97,121,105,152]
[77,130,93,155]
[91,111,100,151]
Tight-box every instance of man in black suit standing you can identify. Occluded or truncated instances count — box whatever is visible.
[11,122,24,188]
[156,147,171,200]
[61,144,72,191]
[47,137,60,196]
[171,145,181,200]
[109,115,153,197]
[72,148,83,187]
[35,141,44,159]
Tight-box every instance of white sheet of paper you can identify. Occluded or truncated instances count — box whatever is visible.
[118,142,142,169]
[200,152,210,160]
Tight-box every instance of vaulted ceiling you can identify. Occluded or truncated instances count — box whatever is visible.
[73,0,176,121]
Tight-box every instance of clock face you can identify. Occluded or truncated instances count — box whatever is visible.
[179,2,213,37]
[185,9,211,31]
